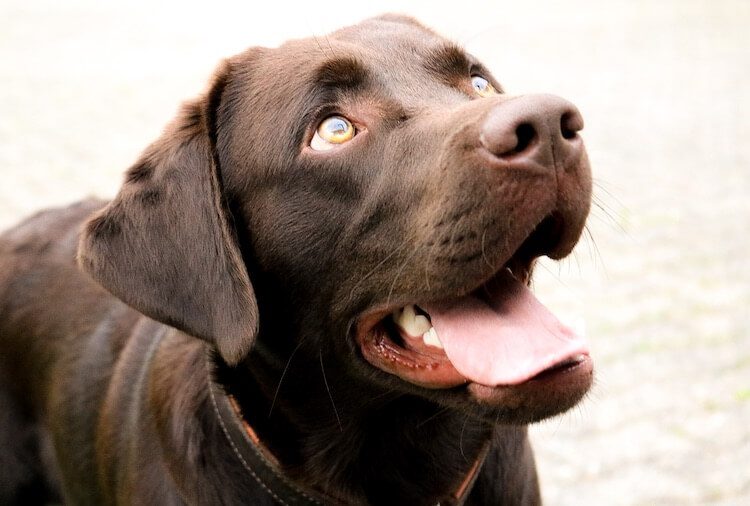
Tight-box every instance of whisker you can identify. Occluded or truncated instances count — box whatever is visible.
[346,242,408,304]
[592,179,624,204]
[415,406,451,428]
[583,225,608,275]
[590,197,626,233]
[385,246,421,307]
[312,35,328,57]
[268,339,305,418]
[363,388,403,406]
[591,179,628,233]
[571,248,582,277]
[459,414,470,462]
[324,35,335,56]
[319,350,343,432]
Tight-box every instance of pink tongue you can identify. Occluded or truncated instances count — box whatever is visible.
[422,270,588,386]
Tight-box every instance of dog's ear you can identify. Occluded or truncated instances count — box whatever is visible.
[78,60,257,365]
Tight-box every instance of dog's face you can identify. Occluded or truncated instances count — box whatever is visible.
[80,15,593,425]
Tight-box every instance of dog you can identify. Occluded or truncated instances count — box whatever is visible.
[0,14,593,505]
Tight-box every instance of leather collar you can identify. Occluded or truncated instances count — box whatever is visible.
[206,354,489,505]
[207,364,333,505]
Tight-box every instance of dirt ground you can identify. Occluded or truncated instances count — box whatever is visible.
[1,0,748,504]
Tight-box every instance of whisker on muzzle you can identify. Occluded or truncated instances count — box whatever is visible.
[319,350,343,433]
[346,241,410,304]
[268,339,305,418]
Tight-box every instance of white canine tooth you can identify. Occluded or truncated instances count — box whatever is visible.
[393,304,432,338]
[422,327,444,349]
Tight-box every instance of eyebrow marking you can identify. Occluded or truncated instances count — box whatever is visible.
[313,56,369,91]
[423,42,473,79]
[294,57,370,150]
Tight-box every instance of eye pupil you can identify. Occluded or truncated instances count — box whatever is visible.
[320,116,353,141]
[471,75,496,97]
[326,118,349,136]
[310,115,356,150]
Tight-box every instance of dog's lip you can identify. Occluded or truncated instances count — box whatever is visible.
[355,306,470,389]
[353,257,555,390]
[355,297,592,391]
[466,353,593,408]
[353,213,590,391]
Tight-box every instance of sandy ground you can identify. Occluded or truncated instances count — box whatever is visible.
[1,0,748,504]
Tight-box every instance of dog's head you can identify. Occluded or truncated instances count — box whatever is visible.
[79,15,592,424]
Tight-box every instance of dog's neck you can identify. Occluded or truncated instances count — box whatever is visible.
[214,348,497,505]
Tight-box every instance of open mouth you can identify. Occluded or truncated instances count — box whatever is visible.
[356,215,591,390]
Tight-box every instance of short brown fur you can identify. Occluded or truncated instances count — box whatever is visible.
[0,15,592,505]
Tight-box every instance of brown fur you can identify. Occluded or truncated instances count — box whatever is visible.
[0,15,591,505]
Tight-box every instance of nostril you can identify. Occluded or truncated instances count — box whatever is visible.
[513,123,536,154]
[560,114,576,140]
[481,96,584,161]
[560,111,583,140]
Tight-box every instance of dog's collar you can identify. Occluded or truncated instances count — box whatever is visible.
[207,356,489,505]
[207,365,333,505]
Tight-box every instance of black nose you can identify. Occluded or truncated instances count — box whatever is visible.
[480,94,584,169]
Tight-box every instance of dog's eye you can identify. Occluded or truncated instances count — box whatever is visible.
[310,115,355,151]
[471,75,497,98]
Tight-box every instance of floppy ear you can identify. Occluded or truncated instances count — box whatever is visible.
[78,60,257,365]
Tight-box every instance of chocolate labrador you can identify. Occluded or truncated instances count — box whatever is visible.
[0,14,593,505]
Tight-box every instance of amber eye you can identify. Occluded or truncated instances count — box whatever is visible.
[310,115,355,151]
[471,75,497,97]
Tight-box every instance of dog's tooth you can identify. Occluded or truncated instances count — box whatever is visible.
[402,304,416,321]
[422,327,443,349]
[394,304,431,337]
[394,304,416,332]
[410,315,431,336]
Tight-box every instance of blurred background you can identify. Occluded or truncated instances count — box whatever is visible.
[1,0,748,503]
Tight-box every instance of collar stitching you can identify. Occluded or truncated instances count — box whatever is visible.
[207,357,295,506]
